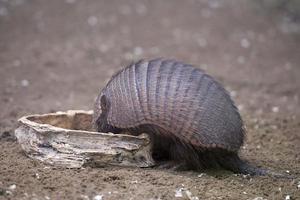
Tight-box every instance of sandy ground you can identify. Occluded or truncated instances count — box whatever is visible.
[0,0,300,199]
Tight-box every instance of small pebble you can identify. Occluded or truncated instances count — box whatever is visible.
[240,38,250,48]
[237,104,244,111]
[21,79,29,87]
[197,173,205,178]
[93,195,103,200]
[230,90,237,98]
[87,16,98,26]
[253,197,264,200]
[175,188,184,198]
[272,106,279,113]
[242,191,247,194]
[297,181,300,189]
[9,184,16,190]
[286,170,290,173]
[285,195,291,200]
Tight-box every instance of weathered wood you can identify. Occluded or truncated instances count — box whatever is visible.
[15,110,155,168]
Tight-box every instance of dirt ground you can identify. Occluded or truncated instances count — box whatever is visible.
[0,0,300,199]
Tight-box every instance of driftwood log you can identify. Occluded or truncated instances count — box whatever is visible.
[15,110,155,168]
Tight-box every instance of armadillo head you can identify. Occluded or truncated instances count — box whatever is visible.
[93,90,121,134]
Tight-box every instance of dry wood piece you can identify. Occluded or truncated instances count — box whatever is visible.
[15,110,155,168]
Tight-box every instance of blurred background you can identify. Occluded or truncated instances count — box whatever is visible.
[0,0,299,199]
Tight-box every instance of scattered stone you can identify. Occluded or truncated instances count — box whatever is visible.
[21,79,29,87]
[230,90,237,98]
[285,195,291,200]
[297,181,300,189]
[253,197,265,200]
[8,185,16,190]
[87,16,98,26]
[175,188,199,200]
[240,38,250,48]
[272,106,279,113]
[175,188,184,198]
[93,195,103,200]
[197,173,205,178]
[237,104,244,111]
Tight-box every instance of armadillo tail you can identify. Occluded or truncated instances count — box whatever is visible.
[218,152,293,179]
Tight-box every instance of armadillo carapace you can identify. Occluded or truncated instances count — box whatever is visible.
[93,58,276,176]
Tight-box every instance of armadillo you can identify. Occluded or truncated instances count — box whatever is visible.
[93,58,284,176]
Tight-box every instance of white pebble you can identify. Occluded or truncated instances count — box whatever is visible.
[9,184,16,190]
[197,173,205,178]
[297,181,300,189]
[35,173,40,179]
[175,188,184,198]
[279,187,282,192]
[230,90,237,98]
[286,170,290,173]
[87,16,98,26]
[240,38,250,48]
[285,195,291,200]
[253,197,264,200]
[21,79,29,87]
[272,106,279,113]
[45,196,50,200]
[243,191,247,194]
[5,190,12,195]
[237,104,244,111]
[93,195,103,200]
